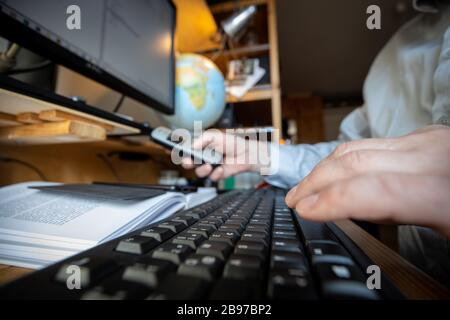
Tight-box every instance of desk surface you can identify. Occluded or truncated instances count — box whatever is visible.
[1,219,450,299]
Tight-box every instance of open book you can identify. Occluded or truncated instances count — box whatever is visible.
[0,181,216,269]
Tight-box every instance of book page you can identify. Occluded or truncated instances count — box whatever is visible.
[0,182,185,245]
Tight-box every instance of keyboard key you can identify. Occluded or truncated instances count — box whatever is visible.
[274,217,292,224]
[235,240,267,252]
[249,220,270,228]
[241,232,269,245]
[229,214,249,222]
[201,218,221,229]
[196,241,232,260]
[115,236,159,254]
[273,230,297,238]
[272,239,302,253]
[268,269,317,300]
[272,233,297,241]
[178,254,224,281]
[208,214,228,223]
[245,225,268,233]
[209,231,239,246]
[184,209,207,219]
[223,254,264,279]
[82,281,151,300]
[271,251,308,270]
[308,240,354,265]
[55,257,117,288]
[191,208,209,217]
[171,215,196,226]
[148,274,209,300]
[221,223,244,233]
[82,287,127,300]
[172,232,206,249]
[274,207,290,213]
[272,231,297,240]
[187,224,215,237]
[273,226,296,233]
[122,259,175,287]
[230,217,251,224]
[226,219,246,229]
[152,243,193,264]
[140,227,174,242]
[273,223,294,229]
[252,213,270,219]
[314,262,379,299]
[218,226,241,236]
[158,221,187,233]
[234,247,266,261]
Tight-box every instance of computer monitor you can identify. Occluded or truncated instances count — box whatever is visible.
[0,0,176,115]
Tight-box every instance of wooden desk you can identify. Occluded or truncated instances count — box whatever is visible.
[0,265,33,285]
[1,220,449,299]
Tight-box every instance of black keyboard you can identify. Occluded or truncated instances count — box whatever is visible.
[0,188,403,300]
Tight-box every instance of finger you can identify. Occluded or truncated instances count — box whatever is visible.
[195,164,213,178]
[285,184,300,207]
[286,150,407,207]
[208,164,252,181]
[326,138,399,162]
[191,130,225,150]
[209,166,225,181]
[219,164,251,180]
[181,157,195,169]
[294,173,450,236]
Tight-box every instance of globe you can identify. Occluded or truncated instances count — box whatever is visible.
[164,53,226,130]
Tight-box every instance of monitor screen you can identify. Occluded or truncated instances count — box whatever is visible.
[0,0,175,114]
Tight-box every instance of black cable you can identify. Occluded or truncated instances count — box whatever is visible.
[2,60,53,75]
[113,95,125,113]
[0,156,47,181]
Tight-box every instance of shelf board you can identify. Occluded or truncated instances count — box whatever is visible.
[210,0,268,14]
[227,85,272,103]
[0,120,106,145]
[200,43,270,58]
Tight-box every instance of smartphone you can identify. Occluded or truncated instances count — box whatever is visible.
[150,126,223,167]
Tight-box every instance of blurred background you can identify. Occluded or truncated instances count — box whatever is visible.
[0,0,417,143]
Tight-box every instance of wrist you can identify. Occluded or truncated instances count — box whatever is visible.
[247,141,273,174]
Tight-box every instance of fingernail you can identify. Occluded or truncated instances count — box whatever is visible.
[298,193,319,211]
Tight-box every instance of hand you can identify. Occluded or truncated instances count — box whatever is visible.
[285,125,450,237]
[181,130,270,181]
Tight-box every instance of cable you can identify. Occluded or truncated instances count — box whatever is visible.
[113,95,125,113]
[0,156,47,181]
[2,60,53,75]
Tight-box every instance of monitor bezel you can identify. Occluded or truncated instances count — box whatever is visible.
[0,1,176,115]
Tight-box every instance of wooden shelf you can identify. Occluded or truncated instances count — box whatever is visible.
[0,86,141,145]
[201,43,270,58]
[208,0,281,141]
[210,0,268,14]
[227,85,272,103]
[0,120,106,145]
[0,136,172,187]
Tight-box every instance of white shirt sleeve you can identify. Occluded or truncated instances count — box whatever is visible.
[265,105,371,189]
[432,27,450,125]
